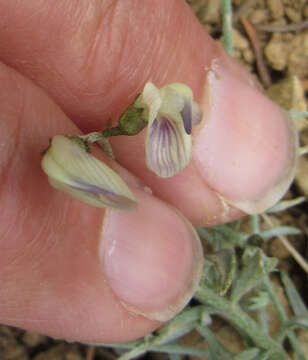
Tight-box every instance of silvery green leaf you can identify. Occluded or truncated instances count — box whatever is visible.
[267,197,305,213]
[197,325,232,359]
[231,249,277,303]
[276,316,308,342]
[42,135,137,210]
[242,290,270,311]
[156,306,202,344]
[259,226,301,239]
[213,225,249,247]
[233,348,260,360]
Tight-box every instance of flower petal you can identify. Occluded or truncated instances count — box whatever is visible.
[192,101,203,126]
[135,82,162,124]
[146,116,192,178]
[41,136,137,211]
[180,98,193,134]
[161,83,200,135]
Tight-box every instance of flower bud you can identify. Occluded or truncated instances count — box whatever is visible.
[41,136,137,211]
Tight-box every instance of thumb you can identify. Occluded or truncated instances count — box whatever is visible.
[0,0,298,225]
[0,62,203,343]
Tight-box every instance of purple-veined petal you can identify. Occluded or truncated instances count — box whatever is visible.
[41,136,137,211]
[161,83,202,134]
[146,116,192,178]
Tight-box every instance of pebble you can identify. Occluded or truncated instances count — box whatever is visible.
[243,48,255,64]
[285,6,302,23]
[249,9,270,24]
[264,33,287,71]
[232,29,249,50]
[287,33,308,78]
[266,76,307,131]
[267,0,284,19]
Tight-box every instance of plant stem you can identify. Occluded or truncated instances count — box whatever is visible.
[264,277,306,360]
[101,127,123,137]
[194,286,288,358]
[250,215,260,234]
[221,0,234,55]
[261,214,308,274]
[289,110,308,119]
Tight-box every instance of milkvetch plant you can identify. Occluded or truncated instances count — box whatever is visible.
[41,81,202,209]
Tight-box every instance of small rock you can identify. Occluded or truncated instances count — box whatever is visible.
[232,29,249,50]
[249,9,270,24]
[199,0,220,24]
[243,48,255,64]
[267,0,284,20]
[264,33,287,71]
[268,18,287,27]
[285,6,302,23]
[296,156,308,198]
[266,76,307,131]
[281,32,294,42]
[287,32,308,78]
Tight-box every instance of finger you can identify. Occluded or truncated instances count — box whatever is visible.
[0,0,297,225]
[0,62,203,343]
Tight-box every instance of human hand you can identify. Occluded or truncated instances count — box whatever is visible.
[0,0,297,343]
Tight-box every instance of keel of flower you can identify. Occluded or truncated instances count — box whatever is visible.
[41,136,137,211]
[136,82,202,178]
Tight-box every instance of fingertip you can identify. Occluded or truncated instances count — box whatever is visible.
[193,57,298,214]
[101,187,204,322]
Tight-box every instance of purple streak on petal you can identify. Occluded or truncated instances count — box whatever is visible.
[162,117,181,176]
[162,120,173,173]
[147,116,189,177]
[180,100,192,135]
[165,117,182,166]
[148,118,163,176]
[70,180,137,210]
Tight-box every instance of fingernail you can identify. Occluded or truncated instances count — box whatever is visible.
[100,188,203,321]
[193,57,298,214]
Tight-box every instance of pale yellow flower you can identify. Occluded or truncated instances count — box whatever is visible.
[41,136,137,211]
[136,82,202,178]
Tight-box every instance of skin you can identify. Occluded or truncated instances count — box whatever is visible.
[0,0,297,344]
